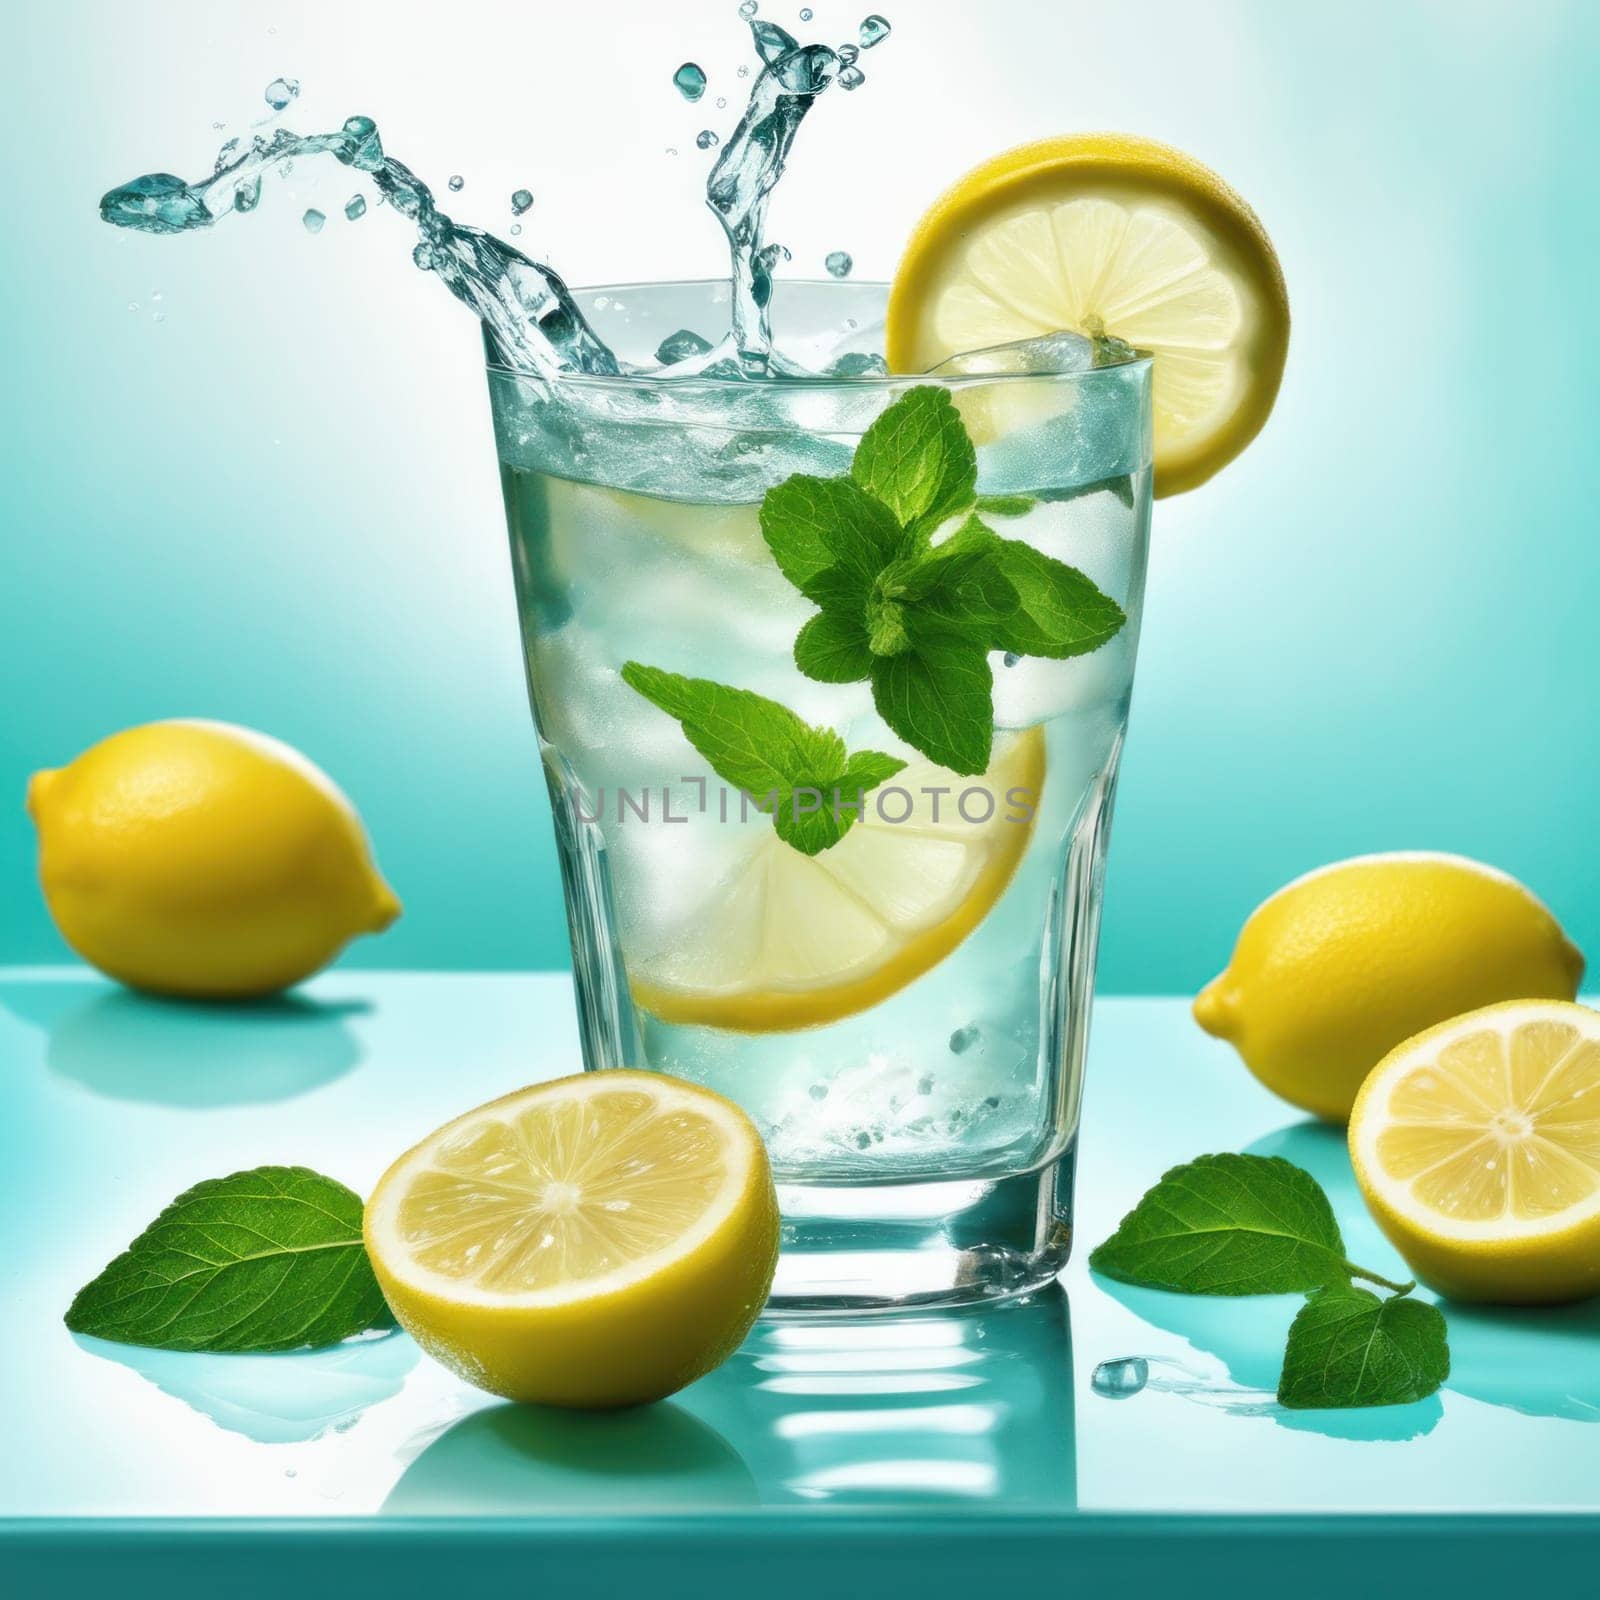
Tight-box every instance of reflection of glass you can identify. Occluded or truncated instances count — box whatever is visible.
[73,1331,417,1445]
[682,1287,1075,1507]
[384,1400,756,1515]
[492,280,1153,1310]
[33,983,365,1107]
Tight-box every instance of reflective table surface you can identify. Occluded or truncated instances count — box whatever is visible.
[3,971,1598,1592]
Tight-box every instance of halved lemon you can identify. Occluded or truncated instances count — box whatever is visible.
[365,1071,779,1407]
[1349,1001,1600,1305]
[629,728,1045,1032]
[885,134,1290,496]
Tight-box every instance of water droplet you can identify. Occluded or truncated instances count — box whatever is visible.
[447,174,465,192]
[1002,652,1021,668]
[801,5,814,16]
[737,64,750,78]
[838,43,859,64]
[509,222,522,235]
[839,64,865,90]
[825,250,853,278]
[715,97,728,109]
[1092,1357,1149,1399]
[344,193,367,221]
[510,188,534,215]
[949,1024,980,1055]
[739,0,758,16]
[301,208,325,234]
[859,13,891,48]
[283,1466,298,1479]
[808,1083,829,1101]
[673,62,707,102]
[412,242,434,270]
[697,129,719,150]
[264,77,300,111]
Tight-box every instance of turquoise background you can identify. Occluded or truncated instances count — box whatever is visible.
[3,0,1597,990]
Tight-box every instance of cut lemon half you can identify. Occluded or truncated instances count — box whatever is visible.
[1349,1001,1600,1305]
[365,1071,779,1407]
[630,728,1045,1032]
[885,133,1289,496]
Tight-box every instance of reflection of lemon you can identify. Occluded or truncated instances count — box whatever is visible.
[27,720,399,999]
[365,1071,778,1409]
[885,133,1289,496]
[1350,1001,1600,1304]
[629,730,1045,1033]
[1195,853,1585,1123]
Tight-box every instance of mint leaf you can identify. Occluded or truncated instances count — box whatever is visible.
[759,474,904,603]
[851,386,976,541]
[975,494,1034,517]
[621,661,904,854]
[987,538,1127,660]
[64,1166,393,1353]
[871,640,994,776]
[1090,1153,1357,1295]
[794,608,872,683]
[1278,1285,1450,1409]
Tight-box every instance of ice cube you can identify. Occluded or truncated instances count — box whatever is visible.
[929,329,1096,378]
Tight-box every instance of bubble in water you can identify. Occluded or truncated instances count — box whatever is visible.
[127,301,139,312]
[509,222,522,235]
[344,193,367,221]
[673,62,707,102]
[447,174,465,192]
[152,311,165,324]
[738,0,758,16]
[511,188,534,215]
[697,129,719,150]
[1092,1357,1150,1399]
[264,77,300,111]
[825,250,853,278]
[916,1074,934,1095]
[859,13,891,47]
[949,1024,980,1054]
[808,1083,829,1101]
[301,208,325,233]
[838,42,859,64]
[1002,652,1021,668]
[839,64,865,90]
[655,328,715,364]
[412,242,434,270]
[151,289,164,302]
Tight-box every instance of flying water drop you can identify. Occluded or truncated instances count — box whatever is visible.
[447,174,464,192]
[824,249,852,278]
[301,208,325,233]
[738,0,758,16]
[264,77,300,111]
[697,129,719,150]
[1091,1357,1150,1399]
[344,193,367,221]
[511,188,534,215]
[673,62,708,102]
[839,65,865,90]
[859,14,891,48]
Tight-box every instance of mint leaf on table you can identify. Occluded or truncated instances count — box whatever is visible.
[620,661,905,854]
[64,1166,393,1353]
[1277,1284,1450,1409]
[1089,1153,1410,1296]
[850,385,976,542]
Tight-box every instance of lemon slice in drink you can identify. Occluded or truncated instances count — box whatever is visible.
[885,134,1289,496]
[630,728,1045,1033]
[1349,1001,1600,1305]
[365,1071,779,1408]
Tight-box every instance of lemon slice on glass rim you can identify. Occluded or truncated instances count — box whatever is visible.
[885,133,1289,496]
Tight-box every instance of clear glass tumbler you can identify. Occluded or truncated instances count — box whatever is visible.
[488,280,1152,1312]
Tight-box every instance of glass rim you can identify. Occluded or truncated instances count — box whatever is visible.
[482,276,1153,395]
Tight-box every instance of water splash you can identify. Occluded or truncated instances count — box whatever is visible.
[99,15,892,383]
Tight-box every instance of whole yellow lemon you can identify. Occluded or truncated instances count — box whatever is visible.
[27,720,400,998]
[1194,852,1584,1122]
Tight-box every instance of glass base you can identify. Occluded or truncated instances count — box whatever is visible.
[764,1146,1076,1315]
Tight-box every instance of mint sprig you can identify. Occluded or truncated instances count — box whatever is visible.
[1091,1152,1449,1411]
[65,1166,394,1353]
[760,386,1128,775]
[620,662,905,855]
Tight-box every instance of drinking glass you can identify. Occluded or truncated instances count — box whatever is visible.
[487,279,1152,1312]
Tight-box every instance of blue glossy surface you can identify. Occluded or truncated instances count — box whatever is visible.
[3,971,1599,1533]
